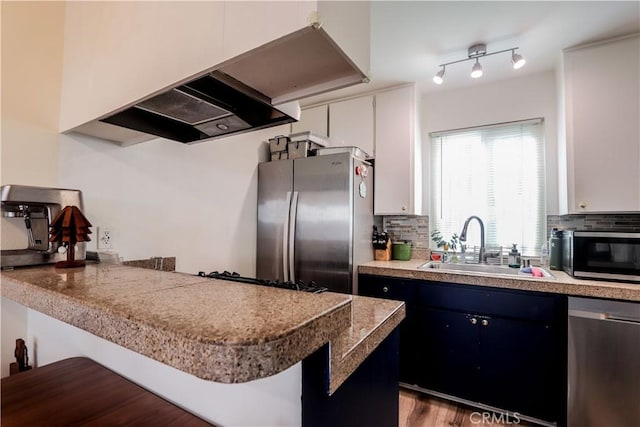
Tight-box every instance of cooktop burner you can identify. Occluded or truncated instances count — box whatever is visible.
[197,271,328,294]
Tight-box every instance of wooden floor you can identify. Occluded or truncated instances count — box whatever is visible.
[399,388,537,427]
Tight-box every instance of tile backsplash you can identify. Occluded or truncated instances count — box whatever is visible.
[380,213,640,261]
[547,213,640,235]
[382,215,430,259]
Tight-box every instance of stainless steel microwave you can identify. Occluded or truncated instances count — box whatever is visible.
[563,231,640,283]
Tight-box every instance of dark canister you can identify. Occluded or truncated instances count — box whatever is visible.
[549,229,563,270]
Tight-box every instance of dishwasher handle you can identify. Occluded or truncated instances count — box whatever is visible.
[569,309,640,324]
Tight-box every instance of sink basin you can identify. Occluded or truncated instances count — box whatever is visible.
[418,261,555,279]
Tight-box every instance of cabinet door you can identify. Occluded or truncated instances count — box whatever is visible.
[374,85,422,215]
[416,278,566,423]
[563,35,640,212]
[60,2,227,132]
[329,96,374,157]
[357,274,418,384]
[223,1,313,60]
[479,317,563,423]
[416,308,479,401]
[291,104,329,139]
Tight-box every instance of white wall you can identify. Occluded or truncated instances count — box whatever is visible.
[1,1,65,186]
[421,70,559,214]
[1,1,67,378]
[58,126,287,275]
[1,298,28,378]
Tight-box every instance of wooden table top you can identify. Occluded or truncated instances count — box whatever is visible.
[1,357,213,426]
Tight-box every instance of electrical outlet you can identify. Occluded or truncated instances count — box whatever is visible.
[97,227,113,249]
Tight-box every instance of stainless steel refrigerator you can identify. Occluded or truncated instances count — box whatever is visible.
[257,152,374,294]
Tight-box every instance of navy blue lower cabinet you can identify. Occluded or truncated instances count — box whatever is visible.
[416,308,480,401]
[478,315,562,422]
[358,274,567,426]
[302,328,399,427]
[356,275,419,384]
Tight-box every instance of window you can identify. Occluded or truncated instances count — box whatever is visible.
[430,119,545,257]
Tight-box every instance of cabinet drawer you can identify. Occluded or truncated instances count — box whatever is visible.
[358,274,416,303]
[417,281,565,322]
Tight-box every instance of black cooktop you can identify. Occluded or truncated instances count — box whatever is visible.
[197,271,328,294]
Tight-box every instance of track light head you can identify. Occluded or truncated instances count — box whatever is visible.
[512,51,526,69]
[471,59,483,78]
[433,67,445,85]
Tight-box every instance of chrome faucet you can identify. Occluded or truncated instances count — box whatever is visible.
[459,216,485,264]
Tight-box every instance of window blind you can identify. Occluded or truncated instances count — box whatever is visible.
[430,119,546,257]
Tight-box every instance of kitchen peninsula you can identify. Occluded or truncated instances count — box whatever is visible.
[1,264,405,426]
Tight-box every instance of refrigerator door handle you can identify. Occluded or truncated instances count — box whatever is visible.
[282,191,292,282]
[288,191,299,282]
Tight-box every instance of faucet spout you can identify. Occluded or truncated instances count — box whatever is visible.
[459,215,485,264]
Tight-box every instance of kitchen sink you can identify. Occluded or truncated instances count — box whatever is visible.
[418,261,555,279]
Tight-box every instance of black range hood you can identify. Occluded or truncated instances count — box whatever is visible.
[101,71,296,144]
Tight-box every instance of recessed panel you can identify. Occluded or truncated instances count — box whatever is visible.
[136,89,230,124]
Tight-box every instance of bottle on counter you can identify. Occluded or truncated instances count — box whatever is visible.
[549,229,563,270]
[540,241,550,267]
[508,244,521,268]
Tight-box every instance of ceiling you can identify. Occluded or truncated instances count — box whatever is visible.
[302,1,640,105]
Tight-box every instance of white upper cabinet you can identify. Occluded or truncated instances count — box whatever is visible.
[222,2,315,61]
[374,85,422,215]
[562,35,640,213]
[60,1,371,145]
[59,2,227,133]
[60,2,316,132]
[329,96,374,156]
[317,1,371,81]
[291,104,329,138]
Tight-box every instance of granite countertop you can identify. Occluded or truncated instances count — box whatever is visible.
[1,264,404,394]
[329,294,404,394]
[359,259,640,302]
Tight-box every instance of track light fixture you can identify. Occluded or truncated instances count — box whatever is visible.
[432,43,526,85]
[433,67,445,85]
[511,50,526,69]
[471,58,483,78]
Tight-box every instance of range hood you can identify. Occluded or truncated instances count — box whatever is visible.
[77,25,368,145]
[101,70,299,144]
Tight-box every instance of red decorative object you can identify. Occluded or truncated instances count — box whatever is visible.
[49,205,92,268]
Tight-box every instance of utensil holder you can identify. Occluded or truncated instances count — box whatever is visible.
[375,239,392,261]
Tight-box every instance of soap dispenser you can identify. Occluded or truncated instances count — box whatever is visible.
[508,244,521,268]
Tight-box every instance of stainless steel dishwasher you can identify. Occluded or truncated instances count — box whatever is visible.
[568,297,640,426]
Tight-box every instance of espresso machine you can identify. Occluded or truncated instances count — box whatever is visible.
[1,185,87,268]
